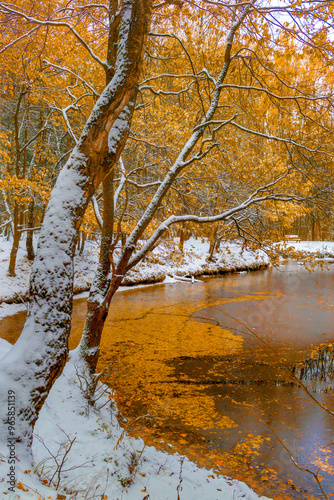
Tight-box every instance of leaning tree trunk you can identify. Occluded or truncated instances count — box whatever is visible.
[78,0,252,379]
[0,0,153,465]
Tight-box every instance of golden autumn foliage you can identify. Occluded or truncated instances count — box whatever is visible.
[1,0,333,254]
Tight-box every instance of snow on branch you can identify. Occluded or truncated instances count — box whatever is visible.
[229,121,332,155]
[0,3,108,70]
[139,80,196,96]
[219,84,332,101]
[120,3,255,254]
[0,25,39,54]
[140,73,204,85]
[126,166,310,271]
[43,60,100,98]
[91,196,103,229]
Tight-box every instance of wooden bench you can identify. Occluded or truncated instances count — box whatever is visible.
[284,234,301,242]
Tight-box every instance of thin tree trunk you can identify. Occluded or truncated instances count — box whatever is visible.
[179,227,184,253]
[8,88,27,276]
[8,202,23,276]
[80,170,115,374]
[1,190,14,236]
[79,231,87,255]
[77,1,251,379]
[208,226,218,261]
[26,200,35,261]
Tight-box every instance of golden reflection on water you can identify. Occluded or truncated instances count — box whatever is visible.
[88,293,279,434]
[2,265,334,499]
[69,284,315,499]
[82,272,334,500]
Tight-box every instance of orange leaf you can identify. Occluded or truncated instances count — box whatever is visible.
[17,482,28,491]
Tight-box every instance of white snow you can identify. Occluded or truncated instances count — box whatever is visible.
[124,237,270,285]
[279,240,334,257]
[0,236,269,306]
[0,236,99,306]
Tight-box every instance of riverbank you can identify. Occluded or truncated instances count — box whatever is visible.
[1,239,333,499]
[0,236,270,306]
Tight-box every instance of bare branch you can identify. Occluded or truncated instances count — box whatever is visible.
[220,84,332,101]
[229,121,332,155]
[43,60,100,97]
[91,196,103,230]
[0,25,39,54]
[0,4,108,70]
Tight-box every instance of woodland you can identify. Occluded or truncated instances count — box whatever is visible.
[0,0,334,497]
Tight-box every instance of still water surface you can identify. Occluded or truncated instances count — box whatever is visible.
[1,262,334,499]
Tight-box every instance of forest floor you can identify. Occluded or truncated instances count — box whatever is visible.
[0,237,331,500]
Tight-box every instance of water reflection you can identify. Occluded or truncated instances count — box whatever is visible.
[1,262,334,499]
[298,344,334,385]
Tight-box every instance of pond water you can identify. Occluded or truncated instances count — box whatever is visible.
[1,262,334,499]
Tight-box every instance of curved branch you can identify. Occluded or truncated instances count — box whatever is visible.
[43,60,100,97]
[229,121,331,155]
[0,4,108,70]
[0,25,39,54]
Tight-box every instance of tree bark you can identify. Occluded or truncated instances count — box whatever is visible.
[78,2,253,378]
[80,170,115,374]
[8,202,23,276]
[79,231,87,255]
[179,227,185,253]
[25,200,35,261]
[8,89,27,276]
[0,0,153,464]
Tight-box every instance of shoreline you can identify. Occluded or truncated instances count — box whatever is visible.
[0,261,270,305]
[0,237,270,305]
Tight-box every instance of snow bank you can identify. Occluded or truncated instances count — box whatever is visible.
[123,238,269,285]
[0,340,271,500]
[279,240,334,258]
[0,236,269,305]
[0,237,99,305]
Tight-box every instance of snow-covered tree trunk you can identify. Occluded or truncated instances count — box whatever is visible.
[0,0,153,465]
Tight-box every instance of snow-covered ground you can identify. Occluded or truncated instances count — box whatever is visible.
[278,240,334,258]
[0,236,272,500]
